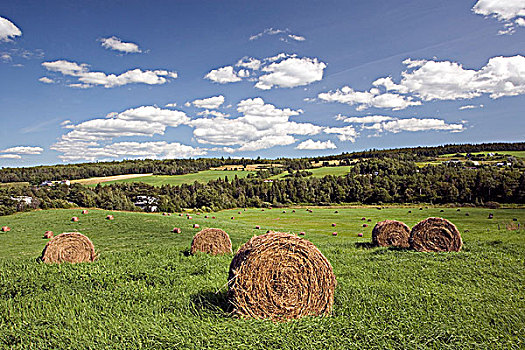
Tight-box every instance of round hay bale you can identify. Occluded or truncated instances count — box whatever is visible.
[44,231,54,239]
[238,211,242,214]
[255,225,261,229]
[332,231,338,236]
[193,224,200,229]
[82,210,88,214]
[231,217,235,220]
[362,224,368,227]
[228,232,336,321]
[299,231,305,236]
[371,220,410,248]
[190,228,232,255]
[361,217,366,221]
[106,215,114,220]
[367,219,371,222]
[179,213,183,217]
[357,232,363,237]
[211,216,216,219]
[292,210,296,213]
[1,226,11,232]
[71,217,79,222]
[440,209,444,212]
[334,210,338,213]
[465,213,470,216]
[187,216,193,220]
[40,232,96,264]
[457,208,461,211]
[410,217,462,252]
[172,227,182,233]
[408,210,412,213]
[488,213,494,219]
[331,223,336,227]
[204,215,209,218]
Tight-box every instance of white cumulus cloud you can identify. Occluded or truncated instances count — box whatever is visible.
[472,0,525,34]
[0,16,21,41]
[323,126,359,142]
[204,66,242,84]
[296,139,336,150]
[0,154,21,159]
[191,95,225,109]
[255,57,326,90]
[1,146,43,155]
[100,36,142,53]
[38,77,55,84]
[42,60,178,88]
[365,118,464,134]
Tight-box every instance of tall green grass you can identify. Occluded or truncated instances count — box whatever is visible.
[0,207,524,349]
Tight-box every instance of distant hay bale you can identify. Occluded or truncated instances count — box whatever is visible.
[332,232,338,236]
[204,215,209,218]
[40,232,96,264]
[179,213,183,217]
[162,212,168,216]
[457,209,461,212]
[71,217,79,222]
[331,223,336,227]
[172,227,182,233]
[292,210,296,213]
[488,213,494,219]
[282,210,286,213]
[357,233,363,237]
[408,210,412,213]
[228,232,336,321]
[372,220,411,248]
[410,217,462,252]
[299,231,305,236]
[1,226,11,232]
[231,217,235,220]
[440,209,444,212]
[361,217,366,221]
[190,228,232,255]
[367,219,371,222]
[334,210,338,213]
[255,225,261,229]
[44,231,54,239]
[106,215,114,220]
[187,216,193,220]
[82,210,88,214]
[465,213,470,216]
[362,224,368,227]
[193,224,200,229]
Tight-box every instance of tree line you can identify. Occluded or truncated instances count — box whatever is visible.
[2,157,523,216]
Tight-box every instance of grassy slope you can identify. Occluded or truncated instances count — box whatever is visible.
[0,207,524,349]
[439,151,525,158]
[86,170,255,187]
[270,166,353,179]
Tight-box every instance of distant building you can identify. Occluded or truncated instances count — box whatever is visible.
[134,195,158,212]
[10,196,33,205]
[263,179,273,183]
[39,179,71,187]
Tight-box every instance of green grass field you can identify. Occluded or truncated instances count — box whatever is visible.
[85,170,255,187]
[270,166,353,179]
[1,206,524,349]
[439,151,525,159]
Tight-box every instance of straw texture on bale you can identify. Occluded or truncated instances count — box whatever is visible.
[190,228,232,255]
[372,220,411,248]
[228,232,336,321]
[410,217,462,252]
[41,232,96,263]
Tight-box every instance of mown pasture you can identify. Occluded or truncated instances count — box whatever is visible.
[77,170,255,187]
[0,206,524,349]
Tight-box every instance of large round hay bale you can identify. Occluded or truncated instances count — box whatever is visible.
[41,232,96,263]
[410,217,462,252]
[372,220,411,248]
[228,232,336,321]
[190,228,232,255]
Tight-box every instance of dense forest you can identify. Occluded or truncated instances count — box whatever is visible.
[2,156,524,216]
[1,142,524,184]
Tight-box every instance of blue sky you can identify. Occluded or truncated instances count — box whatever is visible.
[0,0,524,166]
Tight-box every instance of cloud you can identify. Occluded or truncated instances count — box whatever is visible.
[38,77,55,84]
[365,118,464,134]
[323,126,359,142]
[288,34,306,41]
[459,104,484,110]
[42,60,178,88]
[204,66,242,83]
[188,97,322,152]
[340,115,395,123]
[255,57,326,90]
[249,28,305,42]
[197,110,230,118]
[236,57,262,70]
[99,36,142,53]
[165,102,177,108]
[0,154,21,159]
[296,139,336,150]
[472,0,525,34]
[57,106,189,143]
[52,141,206,162]
[319,55,525,110]
[191,95,225,109]
[0,16,21,41]
[318,86,421,110]
[0,146,43,155]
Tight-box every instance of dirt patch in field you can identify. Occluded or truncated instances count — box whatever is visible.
[72,173,153,185]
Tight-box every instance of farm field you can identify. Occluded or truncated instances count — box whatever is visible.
[0,206,524,349]
[438,150,525,159]
[270,166,353,179]
[77,170,255,187]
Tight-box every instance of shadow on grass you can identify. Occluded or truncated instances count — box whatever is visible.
[354,242,376,249]
[181,248,191,257]
[190,290,232,316]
